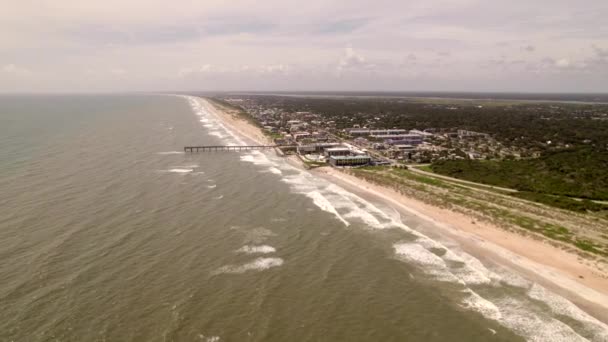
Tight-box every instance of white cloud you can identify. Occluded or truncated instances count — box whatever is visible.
[178,63,290,78]
[110,68,127,75]
[1,64,31,75]
[337,47,376,74]
[1,0,607,92]
[555,58,570,68]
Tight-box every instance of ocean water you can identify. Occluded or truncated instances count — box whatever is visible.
[1,94,607,341]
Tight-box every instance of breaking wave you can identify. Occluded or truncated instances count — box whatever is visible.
[181,94,608,341]
[236,245,276,254]
[213,257,284,275]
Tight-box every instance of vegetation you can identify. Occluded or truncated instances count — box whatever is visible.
[509,192,608,212]
[348,167,608,258]
[239,95,608,152]
[431,148,608,200]
[206,97,260,127]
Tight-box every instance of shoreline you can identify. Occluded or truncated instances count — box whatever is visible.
[201,95,608,324]
[313,167,608,322]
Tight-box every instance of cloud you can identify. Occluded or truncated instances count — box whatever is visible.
[178,63,290,78]
[337,47,376,73]
[555,58,570,68]
[1,64,31,75]
[110,68,127,75]
[1,0,608,92]
[316,18,370,34]
[592,45,608,59]
[178,64,214,77]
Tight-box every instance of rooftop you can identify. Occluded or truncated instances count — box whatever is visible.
[330,155,371,160]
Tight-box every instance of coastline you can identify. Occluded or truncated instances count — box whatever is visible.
[202,96,608,323]
[313,167,608,321]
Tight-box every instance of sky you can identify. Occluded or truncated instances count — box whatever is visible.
[1,0,607,93]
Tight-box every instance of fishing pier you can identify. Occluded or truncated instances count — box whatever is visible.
[184,145,288,153]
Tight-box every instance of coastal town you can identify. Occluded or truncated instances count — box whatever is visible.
[203,95,608,262]
[218,96,544,168]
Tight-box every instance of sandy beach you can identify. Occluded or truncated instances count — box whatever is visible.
[204,96,608,324]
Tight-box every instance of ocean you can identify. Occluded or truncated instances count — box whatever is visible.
[0,94,606,341]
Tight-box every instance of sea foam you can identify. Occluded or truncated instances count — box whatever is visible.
[166,168,193,173]
[213,257,284,275]
[157,151,185,155]
[237,245,276,254]
[180,95,608,340]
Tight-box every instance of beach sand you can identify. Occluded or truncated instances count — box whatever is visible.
[204,96,608,323]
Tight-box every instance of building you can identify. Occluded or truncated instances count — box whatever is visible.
[348,128,371,136]
[384,134,423,145]
[292,132,311,141]
[353,137,368,146]
[324,147,351,157]
[458,130,489,138]
[370,129,408,136]
[329,155,371,167]
[290,123,309,133]
[347,128,408,137]
[297,145,317,154]
[297,143,341,154]
[409,129,434,138]
[394,144,416,151]
[315,143,341,152]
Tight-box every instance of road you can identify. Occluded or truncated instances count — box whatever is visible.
[408,165,519,193]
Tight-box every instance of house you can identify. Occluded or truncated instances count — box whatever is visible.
[292,132,311,141]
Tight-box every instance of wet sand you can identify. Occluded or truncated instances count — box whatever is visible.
[205,96,608,324]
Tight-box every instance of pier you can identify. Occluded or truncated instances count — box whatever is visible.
[184,145,290,152]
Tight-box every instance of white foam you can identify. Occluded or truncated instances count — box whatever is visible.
[166,168,193,173]
[181,95,248,146]
[240,155,255,163]
[461,289,502,321]
[240,152,276,167]
[306,191,350,226]
[177,94,608,340]
[394,243,447,269]
[157,151,184,155]
[493,266,532,289]
[344,207,383,228]
[442,249,496,285]
[215,195,224,200]
[493,297,589,342]
[207,184,217,189]
[268,167,282,175]
[198,334,220,342]
[208,131,226,139]
[237,245,276,254]
[528,284,608,340]
[213,257,284,274]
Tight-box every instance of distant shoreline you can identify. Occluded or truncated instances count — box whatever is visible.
[219,91,608,105]
[200,95,608,324]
